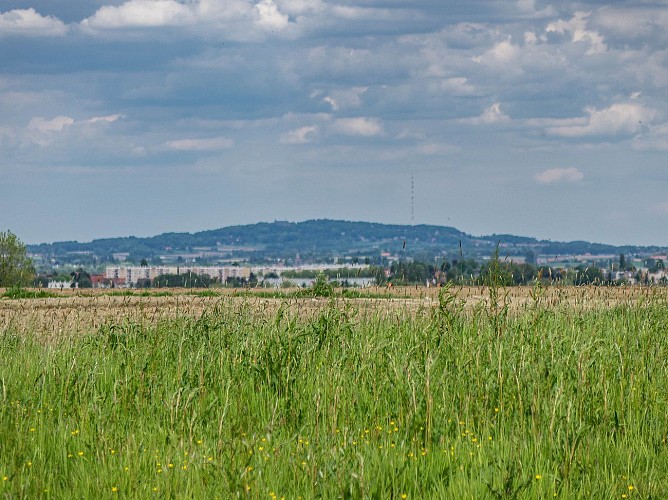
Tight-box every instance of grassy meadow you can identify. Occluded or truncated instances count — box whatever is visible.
[1,285,668,498]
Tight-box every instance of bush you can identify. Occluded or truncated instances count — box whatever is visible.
[311,272,333,297]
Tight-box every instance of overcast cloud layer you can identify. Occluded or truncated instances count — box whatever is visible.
[2,0,668,246]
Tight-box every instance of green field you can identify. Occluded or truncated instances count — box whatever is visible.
[1,286,667,498]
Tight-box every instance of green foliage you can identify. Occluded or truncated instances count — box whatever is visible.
[571,265,605,285]
[445,258,479,284]
[70,268,92,288]
[310,272,333,297]
[282,267,378,280]
[1,286,57,299]
[483,246,510,337]
[481,247,513,288]
[152,273,217,288]
[645,258,664,273]
[389,260,436,285]
[0,231,35,287]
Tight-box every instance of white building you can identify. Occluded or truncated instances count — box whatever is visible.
[105,266,250,286]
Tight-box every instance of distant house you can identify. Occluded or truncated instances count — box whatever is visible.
[90,274,114,288]
[48,280,75,289]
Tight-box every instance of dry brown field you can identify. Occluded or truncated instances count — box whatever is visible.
[2,285,666,341]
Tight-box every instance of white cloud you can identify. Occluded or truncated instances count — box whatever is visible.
[80,0,294,38]
[321,87,368,111]
[593,7,668,41]
[329,5,405,22]
[278,0,325,16]
[432,77,476,96]
[28,114,125,132]
[28,116,75,132]
[535,167,584,185]
[254,0,289,31]
[24,116,75,146]
[332,117,383,137]
[488,39,519,62]
[20,114,127,147]
[523,31,538,45]
[545,11,606,55]
[0,8,67,37]
[281,125,318,144]
[462,103,510,125]
[164,137,234,151]
[473,38,520,65]
[323,96,339,111]
[87,114,125,124]
[81,0,194,29]
[547,103,655,137]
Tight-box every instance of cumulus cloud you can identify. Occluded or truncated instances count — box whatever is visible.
[545,11,606,55]
[320,87,368,111]
[281,125,318,144]
[472,38,520,67]
[254,0,289,30]
[535,167,584,185]
[487,39,519,62]
[462,103,510,125]
[164,136,234,151]
[0,8,67,37]
[332,117,383,137]
[80,0,293,37]
[547,103,655,137]
[81,0,194,29]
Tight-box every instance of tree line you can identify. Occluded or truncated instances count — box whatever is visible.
[377,257,659,286]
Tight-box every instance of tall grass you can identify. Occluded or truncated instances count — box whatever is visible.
[1,290,668,497]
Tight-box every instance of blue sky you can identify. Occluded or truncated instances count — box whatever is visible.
[1,0,667,246]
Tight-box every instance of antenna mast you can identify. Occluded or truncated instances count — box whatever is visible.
[411,172,414,226]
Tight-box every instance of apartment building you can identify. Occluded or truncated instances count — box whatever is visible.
[105,265,250,286]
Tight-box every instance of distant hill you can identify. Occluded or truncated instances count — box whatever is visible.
[28,219,667,266]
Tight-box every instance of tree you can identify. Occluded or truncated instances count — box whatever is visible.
[0,231,35,287]
[71,268,92,288]
[572,265,605,285]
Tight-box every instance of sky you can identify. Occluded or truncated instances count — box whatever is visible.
[1,0,668,246]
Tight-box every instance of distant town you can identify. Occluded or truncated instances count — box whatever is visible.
[27,220,668,288]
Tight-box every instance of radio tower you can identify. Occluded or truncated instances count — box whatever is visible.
[411,172,415,226]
